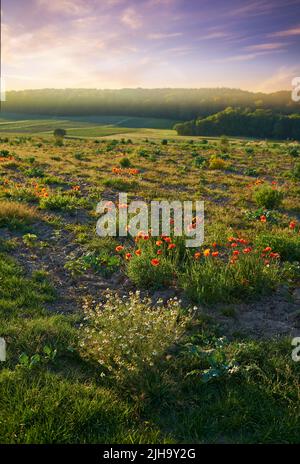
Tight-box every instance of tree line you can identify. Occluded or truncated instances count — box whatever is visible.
[2,88,299,121]
[174,107,300,140]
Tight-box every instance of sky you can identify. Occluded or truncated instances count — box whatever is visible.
[1,0,300,92]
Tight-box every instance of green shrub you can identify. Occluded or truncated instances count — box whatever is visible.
[119,157,131,168]
[0,150,10,157]
[287,145,299,157]
[254,185,283,209]
[23,167,45,178]
[292,163,300,180]
[39,194,86,212]
[194,155,206,167]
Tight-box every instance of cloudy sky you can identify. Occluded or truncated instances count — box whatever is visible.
[2,0,300,92]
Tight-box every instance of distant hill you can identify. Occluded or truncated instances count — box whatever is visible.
[1,88,298,122]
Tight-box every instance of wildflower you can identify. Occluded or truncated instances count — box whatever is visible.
[194,252,201,259]
[115,245,124,252]
[243,247,252,254]
[203,249,211,257]
[157,249,162,255]
[164,237,172,244]
[156,240,163,246]
[168,243,176,250]
[289,221,296,230]
[269,252,280,259]
[260,215,267,223]
[263,247,272,252]
[125,253,132,261]
[212,242,218,248]
[212,251,219,257]
[231,242,238,248]
[151,258,160,266]
[233,250,240,256]
[238,238,249,245]
[135,249,142,256]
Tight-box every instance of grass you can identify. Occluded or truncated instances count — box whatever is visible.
[0,200,38,229]
[0,126,299,444]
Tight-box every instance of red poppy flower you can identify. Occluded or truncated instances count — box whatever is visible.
[263,247,272,252]
[115,245,124,252]
[168,243,176,250]
[151,258,160,266]
[135,249,142,256]
[212,251,219,257]
[260,215,267,223]
[125,253,132,260]
[289,221,296,230]
[270,252,280,259]
[194,252,201,259]
[243,247,252,254]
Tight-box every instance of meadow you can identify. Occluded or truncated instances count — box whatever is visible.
[0,123,299,443]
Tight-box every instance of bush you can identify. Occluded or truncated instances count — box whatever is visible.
[209,157,228,170]
[39,194,87,212]
[54,128,66,141]
[292,163,300,180]
[254,185,283,209]
[79,291,190,383]
[194,155,206,168]
[119,157,131,168]
[0,150,10,158]
[287,145,299,158]
[23,167,45,178]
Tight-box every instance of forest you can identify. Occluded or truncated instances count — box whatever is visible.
[175,107,300,140]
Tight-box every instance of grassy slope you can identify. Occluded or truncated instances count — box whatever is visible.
[0,132,299,444]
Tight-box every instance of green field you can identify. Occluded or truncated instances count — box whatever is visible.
[0,113,179,139]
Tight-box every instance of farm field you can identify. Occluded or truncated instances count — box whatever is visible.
[0,113,178,139]
[0,130,299,444]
